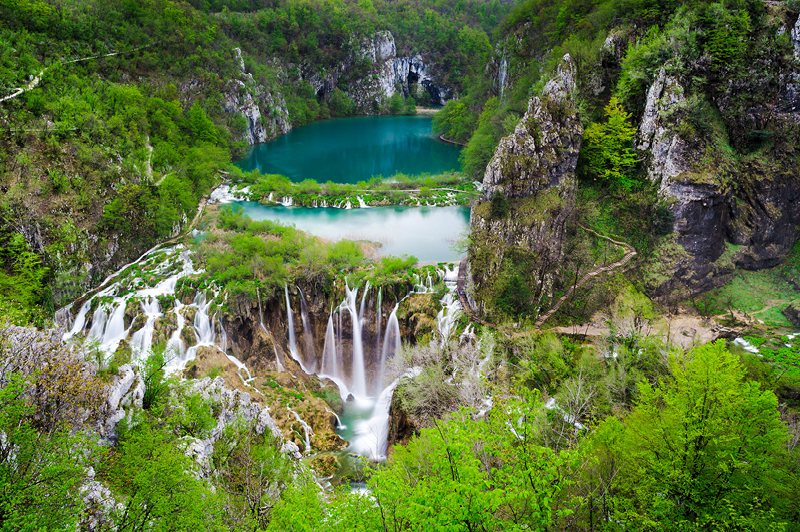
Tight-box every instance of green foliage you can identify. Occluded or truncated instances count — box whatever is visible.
[607,341,789,529]
[0,373,100,531]
[489,190,509,219]
[328,88,357,117]
[581,97,638,190]
[142,346,170,410]
[0,233,49,319]
[367,255,418,285]
[101,418,224,531]
[269,394,582,531]
[403,96,416,115]
[213,424,294,530]
[460,97,521,179]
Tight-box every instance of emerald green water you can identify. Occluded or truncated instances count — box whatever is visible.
[236,116,461,183]
[234,202,469,264]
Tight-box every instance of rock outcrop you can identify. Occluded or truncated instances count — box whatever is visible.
[223,48,292,145]
[308,31,454,112]
[469,54,582,316]
[636,68,735,298]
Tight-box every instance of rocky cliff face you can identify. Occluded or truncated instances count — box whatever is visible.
[637,68,734,298]
[223,48,292,145]
[306,31,454,113]
[469,54,582,317]
[636,15,800,300]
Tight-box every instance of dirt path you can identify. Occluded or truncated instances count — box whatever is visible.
[534,224,637,327]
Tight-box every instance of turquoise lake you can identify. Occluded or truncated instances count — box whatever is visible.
[236,115,461,183]
[234,202,469,264]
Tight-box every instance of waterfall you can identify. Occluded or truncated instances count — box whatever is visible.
[321,313,338,378]
[288,407,313,453]
[130,297,162,359]
[63,300,91,342]
[436,293,462,348]
[166,301,186,358]
[374,287,382,369]
[344,282,367,398]
[86,306,108,342]
[179,292,216,371]
[358,281,370,326]
[435,264,462,347]
[351,368,421,460]
[90,300,128,357]
[336,307,343,369]
[320,311,350,400]
[326,407,344,429]
[377,303,400,394]
[297,286,316,372]
[357,196,368,208]
[284,285,310,373]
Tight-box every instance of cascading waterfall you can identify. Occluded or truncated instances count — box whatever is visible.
[284,285,310,373]
[375,287,382,364]
[63,246,231,376]
[326,407,344,429]
[351,368,422,460]
[63,300,91,342]
[130,297,161,360]
[436,293,462,348]
[377,303,401,395]
[297,286,316,372]
[343,282,367,398]
[288,407,313,453]
[166,301,186,357]
[321,313,338,378]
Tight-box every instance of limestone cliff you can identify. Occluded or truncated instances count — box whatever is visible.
[305,31,454,113]
[469,54,582,317]
[636,11,800,300]
[637,68,734,298]
[224,48,292,145]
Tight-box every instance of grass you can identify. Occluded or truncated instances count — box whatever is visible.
[701,267,800,328]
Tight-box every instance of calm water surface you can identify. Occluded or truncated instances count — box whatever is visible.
[236,116,461,183]
[234,202,469,264]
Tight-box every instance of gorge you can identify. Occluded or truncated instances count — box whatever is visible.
[4,0,800,529]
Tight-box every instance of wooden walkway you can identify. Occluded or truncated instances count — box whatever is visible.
[534,224,637,327]
[454,224,637,332]
[456,256,496,329]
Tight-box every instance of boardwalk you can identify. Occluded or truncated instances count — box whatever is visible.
[534,224,637,327]
[456,256,496,329]
[454,224,638,333]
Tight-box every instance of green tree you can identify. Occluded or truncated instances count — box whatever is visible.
[188,100,218,144]
[609,341,788,529]
[0,373,100,531]
[0,233,49,316]
[388,92,405,115]
[101,419,224,531]
[581,97,638,190]
[403,96,416,115]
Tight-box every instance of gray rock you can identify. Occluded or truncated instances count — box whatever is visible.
[482,53,582,199]
[470,54,582,315]
[637,68,693,191]
[783,302,800,327]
